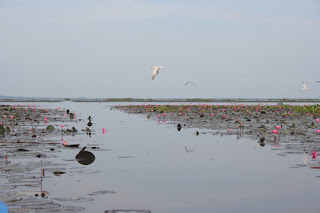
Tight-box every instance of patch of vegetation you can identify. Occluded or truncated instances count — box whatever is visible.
[46,125,55,132]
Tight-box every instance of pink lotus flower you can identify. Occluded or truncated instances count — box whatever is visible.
[316,130,320,133]
[10,116,14,119]
[272,130,279,135]
[44,117,48,121]
[276,126,281,130]
[102,128,106,134]
[157,115,160,118]
[0,122,2,125]
[311,151,318,160]
[316,119,319,123]
[62,141,67,146]
[61,125,64,129]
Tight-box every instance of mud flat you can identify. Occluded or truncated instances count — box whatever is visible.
[0,104,100,212]
[114,103,320,166]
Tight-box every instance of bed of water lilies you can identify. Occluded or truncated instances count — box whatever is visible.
[0,104,104,212]
[114,103,320,154]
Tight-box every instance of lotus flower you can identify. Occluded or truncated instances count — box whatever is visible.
[311,151,318,160]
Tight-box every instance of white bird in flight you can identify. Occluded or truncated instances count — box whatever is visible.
[151,66,164,80]
[302,82,308,90]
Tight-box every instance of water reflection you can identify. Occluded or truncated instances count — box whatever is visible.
[2,101,320,213]
[185,146,196,154]
[86,127,92,137]
[303,153,308,165]
[75,147,95,165]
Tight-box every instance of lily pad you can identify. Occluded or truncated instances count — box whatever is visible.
[46,125,55,132]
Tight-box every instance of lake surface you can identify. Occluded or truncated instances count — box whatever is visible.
[1,102,320,213]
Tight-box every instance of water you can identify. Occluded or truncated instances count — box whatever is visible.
[1,102,320,213]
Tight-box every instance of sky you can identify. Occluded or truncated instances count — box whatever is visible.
[1,0,319,99]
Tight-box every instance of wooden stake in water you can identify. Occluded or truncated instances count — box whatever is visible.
[40,159,42,193]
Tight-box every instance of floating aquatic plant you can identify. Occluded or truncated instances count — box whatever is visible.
[46,125,55,132]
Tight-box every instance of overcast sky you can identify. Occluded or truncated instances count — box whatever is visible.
[1,0,319,99]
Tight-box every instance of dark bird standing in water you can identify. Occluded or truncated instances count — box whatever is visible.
[177,123,182,131]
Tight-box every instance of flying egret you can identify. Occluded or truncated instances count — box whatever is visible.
[185,81,197,86]
[151,66,164,80]
[302,82,308,90]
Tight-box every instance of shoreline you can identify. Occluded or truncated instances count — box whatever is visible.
[1,98,320,103]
